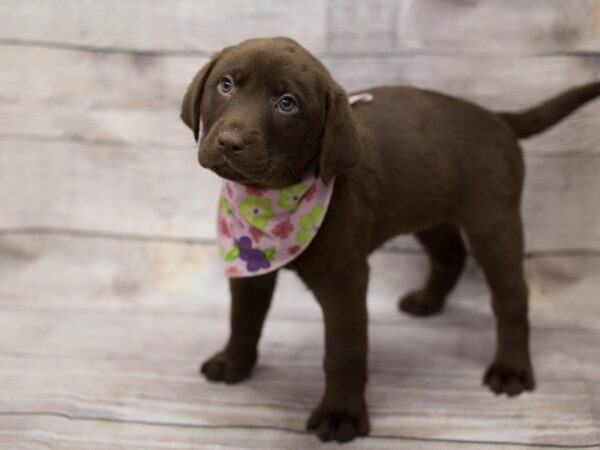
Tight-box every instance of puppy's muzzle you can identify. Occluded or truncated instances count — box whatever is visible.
[198,129,246,169]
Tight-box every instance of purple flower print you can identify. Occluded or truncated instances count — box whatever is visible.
[237,236,270,272]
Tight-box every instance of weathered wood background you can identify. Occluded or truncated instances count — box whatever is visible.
[0,1,599,448]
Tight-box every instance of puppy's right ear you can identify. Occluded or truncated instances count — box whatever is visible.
[180,52,221,142]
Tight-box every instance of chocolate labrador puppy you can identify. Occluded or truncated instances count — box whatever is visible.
[181,37,600,442]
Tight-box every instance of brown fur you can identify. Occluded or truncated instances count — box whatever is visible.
[181,37,600,443]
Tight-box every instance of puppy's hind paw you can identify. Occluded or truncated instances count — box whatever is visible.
[399,290,444,317]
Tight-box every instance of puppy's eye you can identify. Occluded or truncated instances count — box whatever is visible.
[276,95,297,113]
[218,76,234,95]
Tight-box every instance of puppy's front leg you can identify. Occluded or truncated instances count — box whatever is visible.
[301,265,370,443]
[201,271,278,384]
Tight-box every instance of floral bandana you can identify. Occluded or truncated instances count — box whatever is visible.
[217,167,334,277]
[216,92,372,277]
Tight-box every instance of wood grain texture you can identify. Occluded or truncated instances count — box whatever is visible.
[1,45,599,248]
[0,0,599,56]
[0,235,598,448]
[1,234,599,324]
[1,416,560,450]
[1,1,599,448]
[1,139,599,252]
[2,45,599,151]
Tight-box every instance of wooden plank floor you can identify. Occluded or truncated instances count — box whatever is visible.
[0,234,598,449]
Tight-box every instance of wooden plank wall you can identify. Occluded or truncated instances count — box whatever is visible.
[0,1,599,449]
[0,0,599,252]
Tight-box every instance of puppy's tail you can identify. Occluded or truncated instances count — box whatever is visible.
[499,81,600,139]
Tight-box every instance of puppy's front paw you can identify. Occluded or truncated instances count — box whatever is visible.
[306,401,370,443]
[484,360,535,397]
[399,290,444,317]
[200,350,255,384]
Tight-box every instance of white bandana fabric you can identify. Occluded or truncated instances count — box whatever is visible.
[217,168,335,277]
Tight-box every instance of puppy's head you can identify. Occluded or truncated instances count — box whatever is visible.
[181,37,362,188]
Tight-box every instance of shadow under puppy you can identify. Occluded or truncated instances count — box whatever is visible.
[181,37,600,443]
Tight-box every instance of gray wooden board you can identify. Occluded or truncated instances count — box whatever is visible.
[1,416,588,450]
[2,45,600,151]
[1,234,600,325]
[0,0,599,56]
[0,234,599,448]
[1,139,599,252]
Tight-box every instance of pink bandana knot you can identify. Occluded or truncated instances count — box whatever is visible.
[217,168,335,277]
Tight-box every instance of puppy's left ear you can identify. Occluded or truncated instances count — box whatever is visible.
[180,52,221,142]
[319,83,364,184]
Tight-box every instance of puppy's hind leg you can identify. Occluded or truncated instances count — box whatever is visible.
[399,222,466,316]
[464,212,534,396]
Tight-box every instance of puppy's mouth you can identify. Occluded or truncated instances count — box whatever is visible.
[200,152,278,186]
[210,162,254,184]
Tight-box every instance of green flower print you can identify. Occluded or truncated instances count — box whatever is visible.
[239,196,274,230]
[296,205,325,244]
[278,182,309,211]
[263,246,276,261]
[220,196,232,216]
[224,244,239,261]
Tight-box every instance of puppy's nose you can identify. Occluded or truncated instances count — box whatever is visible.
[217,130,245,153]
